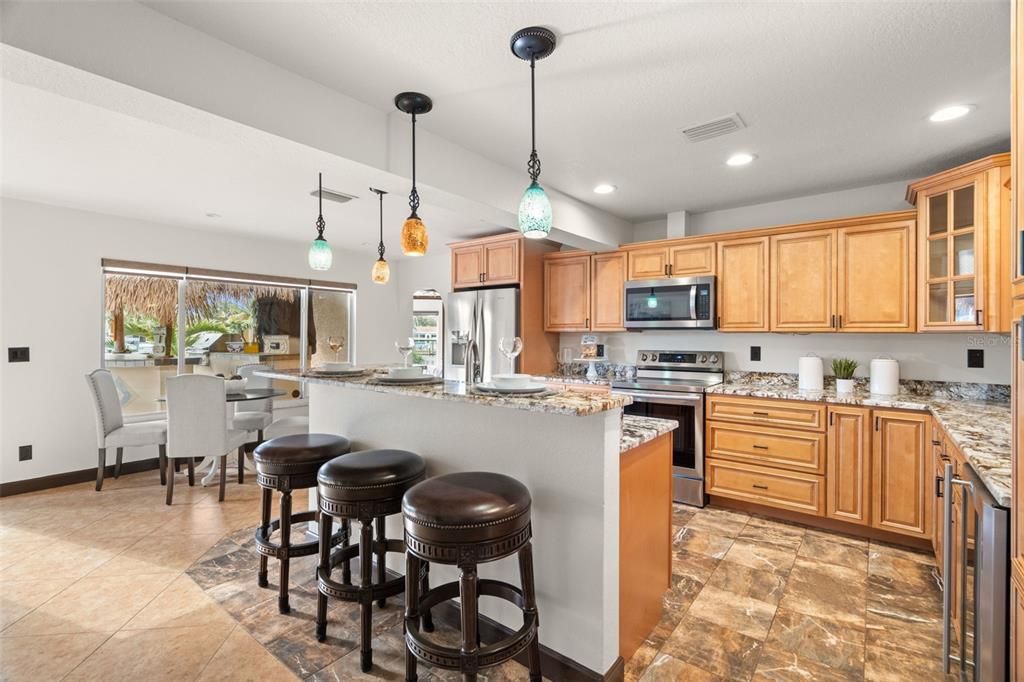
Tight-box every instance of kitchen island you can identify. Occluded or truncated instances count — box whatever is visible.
[257,368,676,678]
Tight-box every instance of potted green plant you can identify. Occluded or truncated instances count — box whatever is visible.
[832,358,859,394]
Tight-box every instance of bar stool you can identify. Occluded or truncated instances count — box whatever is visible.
[402,471,541,682]
[316,449,429,673]
[253,433,352,614]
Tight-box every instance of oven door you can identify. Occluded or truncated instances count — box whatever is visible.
[620,390,705,507]
[624,276,715,329]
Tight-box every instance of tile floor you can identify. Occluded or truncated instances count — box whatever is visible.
[0,469,952,681]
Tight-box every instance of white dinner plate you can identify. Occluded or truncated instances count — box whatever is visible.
[307,368,368,377]
[373,376,443,385]
[474,382,549,395]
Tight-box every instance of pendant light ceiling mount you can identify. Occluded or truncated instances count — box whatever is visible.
[394,92,433,117]
[510,26,556,61]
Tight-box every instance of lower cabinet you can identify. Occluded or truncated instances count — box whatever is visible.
[826,406,871,525]
[871,410,932,539]
[706,459,825,516]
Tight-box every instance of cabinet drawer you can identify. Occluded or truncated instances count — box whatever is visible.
[706,395,826,432]
[707,459,825,516]
[707,421,825,474]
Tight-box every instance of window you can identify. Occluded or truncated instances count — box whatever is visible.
[410,290,443,374]
[101,260,356,415]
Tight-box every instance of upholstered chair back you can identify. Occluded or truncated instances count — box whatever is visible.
[85,369,124,447]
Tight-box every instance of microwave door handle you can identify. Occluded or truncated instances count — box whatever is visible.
[689,286,698,320]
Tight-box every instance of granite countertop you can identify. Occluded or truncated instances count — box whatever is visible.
[257,368,630,417]
[707,374,1011,507]
[534,375,612,386]
[620,415,678,453]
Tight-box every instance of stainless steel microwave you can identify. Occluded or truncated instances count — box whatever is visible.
[624,276,716,329]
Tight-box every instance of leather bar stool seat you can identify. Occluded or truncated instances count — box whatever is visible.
[315,449,429,674]
[253,433,351,614]
[402,472,541,682]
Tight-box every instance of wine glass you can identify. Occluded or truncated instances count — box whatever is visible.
[395,338,415,367]
[327,336,345,363]
[498,337,523,374]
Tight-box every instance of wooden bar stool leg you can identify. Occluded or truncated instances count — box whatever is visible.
[165,459,175,505]
[518,542,542,681]
[460,565,479,682]
[420,562,434,632]
[95,448,106,492]
[359,518,373,672]
[257,487,272,588]
[375,517,387,607]
[114,447,124,479]
[316,512,333,642]
[404,553,421,682]
[341,519,352,585]
[158,444,167,486]
[278,490,292,614]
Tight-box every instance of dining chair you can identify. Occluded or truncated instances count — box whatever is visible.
[232,363,274,483]
[166,374,248,505]
[85,369,168,492]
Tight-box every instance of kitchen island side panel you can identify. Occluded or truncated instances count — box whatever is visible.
[308,382,622,674]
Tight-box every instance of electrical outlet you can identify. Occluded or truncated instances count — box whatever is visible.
[750,346,762,362]
[7,347,29,363]
[18,445,32,461]
[967,348,984,368]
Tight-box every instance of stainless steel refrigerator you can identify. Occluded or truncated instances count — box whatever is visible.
[444,287,519,383]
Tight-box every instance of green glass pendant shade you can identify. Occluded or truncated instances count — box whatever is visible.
[308,236,333,271]
[518,181,552,239]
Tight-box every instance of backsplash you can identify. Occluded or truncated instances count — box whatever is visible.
[557,331,1011,385]
[723,371,1010,402]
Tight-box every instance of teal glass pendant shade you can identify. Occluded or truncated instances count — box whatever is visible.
[518,181,552,239]
[308,236,332,271]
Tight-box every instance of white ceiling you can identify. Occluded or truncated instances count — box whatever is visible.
[144,0,1011,221]
[1,75,498,255]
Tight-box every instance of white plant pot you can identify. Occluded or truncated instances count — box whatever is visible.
[835,378,855,394]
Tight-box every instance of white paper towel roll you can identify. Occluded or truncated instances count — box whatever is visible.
[798,355,824,391]
[870,358,900,395]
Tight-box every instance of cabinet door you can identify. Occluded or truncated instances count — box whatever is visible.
[771,229,835,332]
[717,237,769,331]
[483,239,520,285]
[452,245,484,289]
[871,410,931,538]
[544,255,590,331]
[1013,0,1024,299]
[932,446,946,568]
[837,221,915,332]
[826,406,871,526]
[669,243,715,277]
[627,247,669,280]
[591,252,626,331]
[919,178,986,331]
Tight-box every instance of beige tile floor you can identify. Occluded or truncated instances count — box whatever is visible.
[0,469,952,681]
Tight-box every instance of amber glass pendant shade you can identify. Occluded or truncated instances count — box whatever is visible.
[371,257,390,284]
[401,216,428,256]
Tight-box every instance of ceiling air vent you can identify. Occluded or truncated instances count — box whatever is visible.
[309,187,358,204]
[680,113,746,143]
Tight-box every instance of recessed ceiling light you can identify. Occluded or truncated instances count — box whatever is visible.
[726,152,756,167]
[929,105,973,122]
[593,184,617,194]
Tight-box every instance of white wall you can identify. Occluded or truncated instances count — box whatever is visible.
[560,330,1011,385]
[0,198,402,483]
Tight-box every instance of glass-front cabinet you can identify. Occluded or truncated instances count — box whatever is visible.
[907,154,1011,332]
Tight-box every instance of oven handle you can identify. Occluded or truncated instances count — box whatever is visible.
[616,391,703,405]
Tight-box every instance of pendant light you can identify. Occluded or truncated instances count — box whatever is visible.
[394,92,433,256]
[511,27,557,239]
[370,187,390,284]
[308,172,332,271]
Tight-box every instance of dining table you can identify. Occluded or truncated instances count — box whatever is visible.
[158,387,287,486]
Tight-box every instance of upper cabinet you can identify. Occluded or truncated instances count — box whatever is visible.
[769,216,916,333]
[717,236,769,331]
[907,154,1011,332]
[450,234,522,289]
[542,250,627,333]
[625,241,715,280]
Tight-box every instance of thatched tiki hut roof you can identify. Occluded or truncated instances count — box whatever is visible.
[104,275,296,325]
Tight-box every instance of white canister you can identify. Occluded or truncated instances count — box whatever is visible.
[798,354,824,392]
[870,357,900,396]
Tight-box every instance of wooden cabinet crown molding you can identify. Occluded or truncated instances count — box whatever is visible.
[905,153,1011,205]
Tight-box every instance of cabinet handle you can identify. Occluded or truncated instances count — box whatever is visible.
[752,483,768,490]
[668,264,673,276]
[874,416,880,431]
[751,411,770,417]
[975,309,983,326]
[932,439,942,446]
[752,444,769,450]
[935,475,944,498]
[716,316,721,328]
[585,317,590,329]
[664,264,669,276]
[838,315,843,328]
[831,314,836,329]
[829,412,834,426]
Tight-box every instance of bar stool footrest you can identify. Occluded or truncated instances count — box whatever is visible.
[255,511,345,559]
[318,568,405,604]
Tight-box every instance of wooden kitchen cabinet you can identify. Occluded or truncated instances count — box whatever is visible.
[591,251,627,331]
[625,241,715,281]
[626,245,671,280]
[543,253,591,331]
[871,410,931,539]
[450,234,521,289]
[1014,300,1024,595]
[826,406,872,526]
[717,236,769,331]
[837,219,915,332]
[907,154,1011,332]
[771,229,835,332]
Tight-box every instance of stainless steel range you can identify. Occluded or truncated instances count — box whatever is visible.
[612,350,724,507]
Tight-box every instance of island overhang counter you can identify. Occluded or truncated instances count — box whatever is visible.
[257,369,676,678]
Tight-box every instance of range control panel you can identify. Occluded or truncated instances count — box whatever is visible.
[635,350,723,369]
